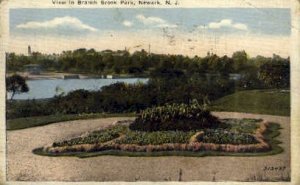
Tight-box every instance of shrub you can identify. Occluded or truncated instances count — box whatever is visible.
[129,101,221,131]
[6,99,52,119]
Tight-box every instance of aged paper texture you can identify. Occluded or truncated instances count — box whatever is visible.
[0,0,299,184]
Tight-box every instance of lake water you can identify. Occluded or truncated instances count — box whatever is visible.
[9,78,148,100]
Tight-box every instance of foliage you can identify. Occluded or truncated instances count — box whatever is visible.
[50,89,93,114]
[50,82,156,114]
[6,74,235,119]
[129,101,221,131]
[6,74,29,100]
[52,125,195,147]
[6,99,51,119]
[232,50,248,72]
[116,130,195,145]
[259,56,290,88]
[52,125,127,147]
[236,65,262,90]
[197,129,259,145]
[6,49,290,119]
[222,118,261,133]
[7,86,290,120]
[6,49,290,90]
[46,119,275,153]
[34,122,283,157]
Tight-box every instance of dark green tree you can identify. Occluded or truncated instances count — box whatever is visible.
[232,50,248,72]
[259,58,290,88]
[6,74,29,100]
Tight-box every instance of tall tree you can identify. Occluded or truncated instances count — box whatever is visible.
[232,50,248,72]
[259,59,290,88]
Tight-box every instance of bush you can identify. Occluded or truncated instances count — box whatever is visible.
[129,101,221,131]
[6,71,238,119]
[50,89,93,114]
[6,99,52,119]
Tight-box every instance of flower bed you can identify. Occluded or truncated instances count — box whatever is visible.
[198,129,258,145]
[43,119,271,154]
[115,130,196,145]
[52,125,127,147]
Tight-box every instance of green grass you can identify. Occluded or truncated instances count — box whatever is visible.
[211,89,290,116]
[6,113,135,131]
[33,122,283,158]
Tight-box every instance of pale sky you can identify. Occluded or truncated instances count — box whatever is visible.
[8,8,291,57]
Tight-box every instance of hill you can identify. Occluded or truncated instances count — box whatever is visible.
[211,89,290,116]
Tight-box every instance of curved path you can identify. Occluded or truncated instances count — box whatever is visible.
[6,112,290,181]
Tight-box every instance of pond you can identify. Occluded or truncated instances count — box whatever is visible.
[8,78,148,100]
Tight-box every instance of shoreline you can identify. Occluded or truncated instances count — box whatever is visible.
[7,72,146,80]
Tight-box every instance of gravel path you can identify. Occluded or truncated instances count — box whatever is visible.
[6,112,290,181]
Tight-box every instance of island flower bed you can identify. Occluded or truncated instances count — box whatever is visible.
[42,119,271,154]
[36,102,278,156]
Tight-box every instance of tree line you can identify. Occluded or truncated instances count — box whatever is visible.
[6,49,290,119]
[6,49,289,89]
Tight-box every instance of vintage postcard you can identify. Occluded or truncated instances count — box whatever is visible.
[0,0,299,184]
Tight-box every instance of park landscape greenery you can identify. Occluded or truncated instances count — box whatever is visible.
[36,102,280,156]
[6,48,289,156]
[6,49,290,119]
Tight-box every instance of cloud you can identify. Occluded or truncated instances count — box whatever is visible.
[233,23,248,31]
[136,14,177,28]
[207,19,248,31]
[122,20,133,27]
[136,14,165,25]
[16,16,98,32]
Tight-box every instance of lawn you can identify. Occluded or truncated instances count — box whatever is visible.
[6,113,135,131]
[211,89,290,116]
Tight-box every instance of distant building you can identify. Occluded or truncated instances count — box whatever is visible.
[62,74,80,79]
[24,64,41,75]
[28,45,32,56]
[106,75,114,79]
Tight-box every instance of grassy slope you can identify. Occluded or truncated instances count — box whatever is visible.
[211,89,290,116]
[7,113,135,131]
